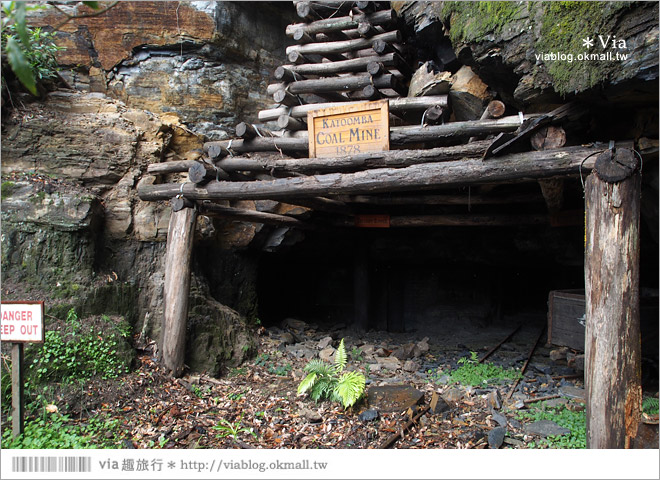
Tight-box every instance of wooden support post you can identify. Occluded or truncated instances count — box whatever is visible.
[585,147,642,449]
[11,343,24,438]
[162,206,197,377]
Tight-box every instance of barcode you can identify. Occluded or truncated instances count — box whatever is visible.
[12,456,91,473]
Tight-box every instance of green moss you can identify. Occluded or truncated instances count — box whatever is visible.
[536,1,631,95]
[1,181,17,200]
[440,1,526,45]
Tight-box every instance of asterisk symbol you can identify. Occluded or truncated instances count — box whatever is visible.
[582,37,594,48]
[168,462,176,469]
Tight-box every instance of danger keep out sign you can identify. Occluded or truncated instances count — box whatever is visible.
[1,302,44,343]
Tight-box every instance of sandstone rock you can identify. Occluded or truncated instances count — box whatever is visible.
[299,407,323,424]
[319,346,336,363]
[550,347,569,362]
[376,356,401,370]
[488,427,506,449]
[443,388,464,404]
[318,336,333,350]
[524,420,570,438]
[391,343,417,360]
[282,318,307,331]
[487,389,503,410]
[280,332,295,345]
[403,360,419,372]
[408,61,452,97]
[416,337,430,354]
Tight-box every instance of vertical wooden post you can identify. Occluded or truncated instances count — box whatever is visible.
[585,147,642,448]
[11,343,24,438]
[162,205,197,377]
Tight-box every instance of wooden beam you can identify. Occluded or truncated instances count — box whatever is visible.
[344,192,543,206]
[162,207,197,377]
[286,30,401,57]
[138,145,604,202]
[209,115,532,154]
[148,160,197,175]
[258,94,448,122]
[337,214,549,227]
[277,52,406,77]
[285,9,396,36]
[199,202,312,229]
[212,140,490,174]
[585,147,642,449]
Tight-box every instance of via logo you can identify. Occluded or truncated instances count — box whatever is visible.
[582,35,627,49]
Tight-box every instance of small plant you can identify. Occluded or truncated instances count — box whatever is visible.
[254,353,270,367]
[227,390,246,401]
[449,351,520,386]
[642,397,659,415]
[268,363,292,376]
[228,367,247,378]
[297,339,366,409]
[212,415,256,441]
[351,346,364,362]
[517,402,586,449]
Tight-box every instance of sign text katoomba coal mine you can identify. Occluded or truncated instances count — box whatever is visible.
[308,99,389,158]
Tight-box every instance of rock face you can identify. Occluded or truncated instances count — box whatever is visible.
[31,1,294,139]
[1,91,260,374]
[393,1,659,107]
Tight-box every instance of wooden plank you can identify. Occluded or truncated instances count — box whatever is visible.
[308,99,389,158]
[138,145,604,202]
[286,30,401,57]
[11,343,24,438]
[162,207,197,377]
[199,202,312,229]
[285,9,396,36]
[547,290,586,351]
[585,147,642,448]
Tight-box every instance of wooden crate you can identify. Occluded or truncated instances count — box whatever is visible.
[547,290,585,351]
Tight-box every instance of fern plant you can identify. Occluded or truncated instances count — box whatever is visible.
[642,397,659,415]
[297,339,366,409]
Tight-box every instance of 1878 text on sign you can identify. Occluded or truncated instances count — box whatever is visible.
[1,302,44,343]
[308,100,389,158]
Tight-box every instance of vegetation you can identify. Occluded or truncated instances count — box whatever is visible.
[297,339,366,409]
[517,402,586,449]
[448,351,521,387]
[642,397,659,415]
[1,410,123,449]
[212,415,256,441]
[1,181,17,199]
[29,308,130,384]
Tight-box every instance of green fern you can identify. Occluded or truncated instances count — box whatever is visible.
[297,338,366,409]
[642,397,659,415]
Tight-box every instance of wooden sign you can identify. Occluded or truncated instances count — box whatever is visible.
[355,214,390,228]
[308,99,389,158]
[1,301,44,343]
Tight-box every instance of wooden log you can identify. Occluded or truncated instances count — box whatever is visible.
[287,50,311,65]
[212,140,490,174]
[138,145,604,202]
[273,89,301,107]
[449,65,492,121]
[235,122,258,140]
[366,60,384,76]
[148,160,198,175]
[200,202,312,228]
[358,21,377,37]
[360,84,381,100]
[386,214,548,227]
[285,9,396,36]
[258,94,449,122]
[274,66,305,83]
[266,82,287,96]
[277,114,306,131]
[207,143,230,160]
[292,28,315,44]
[532,125,567,213]
[170,196,194,212]
[286,73,399,94]
[468,100,507,142]
[296,1,354,20]
[278,52,403,77]
[162,207,197,377]
[11,343,24,438]
[585,147,642,449]
[188,161,229,184]
[207,115,533,154]
[286,30,401,57]
[423,104,445,123]
[345,191,543,206]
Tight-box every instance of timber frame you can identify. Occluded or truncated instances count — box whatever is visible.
[136,1,654,449]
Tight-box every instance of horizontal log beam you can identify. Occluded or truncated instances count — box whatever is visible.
[278,52,407,77]
[138,145,604,202]
[212,141,491,174]
[148,160,197,175]
[199,202,312,229]
[286,30,401,57]
[344,192,544,206]
[286,73,401,94]
[211,115,529,154]
[258,95,448,122]
[285,9,396,36]
[336,214,549,227]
